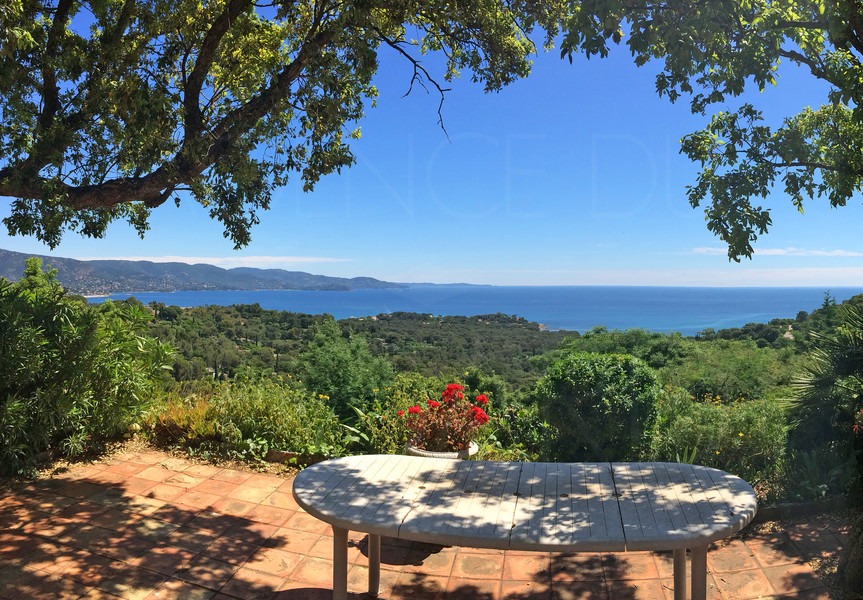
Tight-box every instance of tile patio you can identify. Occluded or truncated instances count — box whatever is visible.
[0,450,847,600]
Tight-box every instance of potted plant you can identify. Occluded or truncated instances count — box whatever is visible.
[398,383,489,458]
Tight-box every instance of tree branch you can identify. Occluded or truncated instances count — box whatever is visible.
[372,27,451,134]
[778,47,828,80]
[38,0,74,131]
[0,8,341,211]
[845,2,863,58]
[184,0,253,139]
[8,0,140,183]
[15,0,76,177]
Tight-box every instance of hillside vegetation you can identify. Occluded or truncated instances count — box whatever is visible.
[2,262,861,514]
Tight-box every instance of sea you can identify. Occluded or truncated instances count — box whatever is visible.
[88,285,863,336]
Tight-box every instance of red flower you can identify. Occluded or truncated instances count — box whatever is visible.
[441,384,465,402]
[397,410,405,417]
[399,383,491,452]
[472,406,489,425]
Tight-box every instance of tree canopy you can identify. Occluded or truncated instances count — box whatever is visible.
[4,1,863,257]
[561,0,863,260]
[0,0,563,247]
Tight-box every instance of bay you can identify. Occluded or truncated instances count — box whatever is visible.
[90,285,863,336]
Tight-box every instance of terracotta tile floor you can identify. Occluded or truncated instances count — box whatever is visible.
[0,450,847,600]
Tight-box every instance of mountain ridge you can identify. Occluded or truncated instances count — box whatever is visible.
[0,249,406,294]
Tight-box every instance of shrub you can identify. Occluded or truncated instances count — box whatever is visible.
[481,403,553,461]
[660,339,798,402]
[147,376,344,460]
[349,372,443,454]
[646,387,787,496]
[534,352,661,461]
[0,259,172,475]
[298,319,394,416]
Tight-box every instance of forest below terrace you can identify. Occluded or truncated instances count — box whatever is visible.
[136,291,859,402]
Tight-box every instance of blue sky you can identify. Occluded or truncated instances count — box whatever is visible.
[3,39,863,286]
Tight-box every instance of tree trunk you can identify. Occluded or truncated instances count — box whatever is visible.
[839,512,863,593]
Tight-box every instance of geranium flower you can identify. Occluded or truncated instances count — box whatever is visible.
[399,383,491,452]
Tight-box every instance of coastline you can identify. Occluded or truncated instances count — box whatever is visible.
[84,286,863,337]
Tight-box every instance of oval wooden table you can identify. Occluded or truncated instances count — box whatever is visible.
[292,455,758,600]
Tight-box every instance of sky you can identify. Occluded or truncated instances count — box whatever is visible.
[3,33,863,286]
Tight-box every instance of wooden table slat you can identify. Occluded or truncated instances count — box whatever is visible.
[526,461,549,545]
[650,463,695,535]
[462,460,512,540]
[360,456,435,529]
[680,463,724,527]
[509,461,541,549]
[538,463,561,546]
[312,464,378,514]
[483,461,523,540]
[637,463,679,539]
[392,458,455,534]
[334,456,409,523]
[399,459,476,544]
[436,460,482,538]
[704,466,759,519]
[549,463,575,545]
[567,464,592,544]
[663,463,706,528]
[441,460,488,538]
[598,463,626,544]
[613,463,645,542]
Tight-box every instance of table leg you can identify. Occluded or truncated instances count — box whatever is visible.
[368,533,381,596]
[691,545,708,600]
[332,526,348,600]
[672,548,687,600]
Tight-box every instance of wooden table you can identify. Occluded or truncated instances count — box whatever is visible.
[292,455,758,600]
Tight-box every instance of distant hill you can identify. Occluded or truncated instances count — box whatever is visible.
[0,249,406,295]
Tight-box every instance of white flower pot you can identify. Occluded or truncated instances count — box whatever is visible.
[405,441,478,459]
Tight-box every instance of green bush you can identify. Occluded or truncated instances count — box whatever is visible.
[147,376,344,460]
[483,404,553,461]
[646,387,787,496]
[349,372,443,454]
[791,305,863,455]
[0,259,172,475]
[660,339,798,402]
[534,352,661,461]
[298,319,394,416]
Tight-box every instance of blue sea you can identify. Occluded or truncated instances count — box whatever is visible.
[89,286,863,336]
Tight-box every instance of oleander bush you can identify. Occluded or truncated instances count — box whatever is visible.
[0,258,172,475]
[645,387,788,498]
[147,376,344,460]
